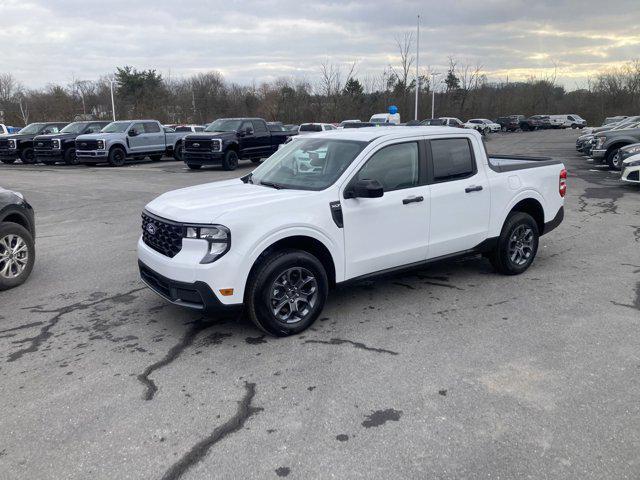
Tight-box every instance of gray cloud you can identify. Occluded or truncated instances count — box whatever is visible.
[1,0,639,89]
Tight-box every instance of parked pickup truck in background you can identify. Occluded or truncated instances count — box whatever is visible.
[0,122,69,164]
[592,123,640,170]
[138,126,566,337]
[75,120,185,167]
[182,118,296,171]
[34,121,110,165]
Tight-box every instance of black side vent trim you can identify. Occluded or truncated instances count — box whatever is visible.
[330,201,343,228]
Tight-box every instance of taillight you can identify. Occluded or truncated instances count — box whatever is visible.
[559,168,567,197]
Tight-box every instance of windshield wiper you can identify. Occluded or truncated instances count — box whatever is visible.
[260,180,285,190]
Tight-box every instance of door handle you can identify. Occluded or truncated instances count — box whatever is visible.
[402,196,424,205]
[465,185,483,193]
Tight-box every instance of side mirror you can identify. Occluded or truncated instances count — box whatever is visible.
[128,129,138,137]
[346,179,384,199]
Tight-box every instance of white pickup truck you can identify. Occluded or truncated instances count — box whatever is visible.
[138,127,566,336]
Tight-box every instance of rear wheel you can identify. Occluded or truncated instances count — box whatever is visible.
[246,249,328,336]
[20,148,35,164]
[108,147,126,167]
[489,212,539,275]
[186,163,201,170]
[64,148,78,165]
[222,149,239,171]
[173,142,183,161]
[0,222,35,291]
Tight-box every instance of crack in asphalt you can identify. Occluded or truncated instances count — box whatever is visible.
[304,338,399,356]
[0,321,44,335]
[7,287,146,363]
[159,382,261,480]
[611,281,640,312]
[137,320,211,401]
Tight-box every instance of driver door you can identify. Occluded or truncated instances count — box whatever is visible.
[341,141,430,279]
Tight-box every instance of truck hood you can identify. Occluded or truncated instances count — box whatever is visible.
[76,132,122,141]
[34,133,78,141]
[145,179,314,224]
[4,133,36,141]
[185,131,237,140]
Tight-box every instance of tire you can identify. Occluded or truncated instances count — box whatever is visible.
[246,249,328,337]
[186,163,202,170]
[488,212,539,275]
[149,154,163,162]
[501,126,507,132]
[606,148,622,170]
[0,222,35,291]
[251,158,261,164]
[173,142,183,162]
[1,158,16,164]
[571,124,578,129]
[222,149,239,171]
[19,148,35,164]
[64,148,78,165]
[108,146,126,167]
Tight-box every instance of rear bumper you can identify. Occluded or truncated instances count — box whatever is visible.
[542,206,564,236]
[139,261,242,314]
[183,151,224,165]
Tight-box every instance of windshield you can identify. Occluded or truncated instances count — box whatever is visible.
[60,122,89,134]
[102,121,131,133]
[18,123,45,135]
[250,138,367,191]
[205,119,243,132]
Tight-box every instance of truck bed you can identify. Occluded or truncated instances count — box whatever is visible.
[488,154,562,173]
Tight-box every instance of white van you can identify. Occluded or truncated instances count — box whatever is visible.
[369,113,401,125]
[549,114,587,129]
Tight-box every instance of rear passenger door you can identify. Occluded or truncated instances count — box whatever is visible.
[427,137,490,258]
[143,122,165,152]
[128,122,146,153]
[251,120,271,156]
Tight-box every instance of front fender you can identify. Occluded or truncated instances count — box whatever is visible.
[604,137,635,150]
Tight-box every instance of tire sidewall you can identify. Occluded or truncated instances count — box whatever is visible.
[223,150,239,170]
[606,148,620,169]
[20,148,35,164]
[0,222,35,291]
[250,251,328,336]
[174,142,183,161]
[64,148,78,165]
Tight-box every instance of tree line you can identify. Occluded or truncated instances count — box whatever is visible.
[1,57,639,128]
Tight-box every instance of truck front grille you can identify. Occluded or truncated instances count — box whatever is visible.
[76,139,100,150]
[0,139,8,148]
[34,139,54,150]
[185,138,211,152]
[141,212,184,258]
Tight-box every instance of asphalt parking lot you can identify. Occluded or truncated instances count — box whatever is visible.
[1,128,639,479]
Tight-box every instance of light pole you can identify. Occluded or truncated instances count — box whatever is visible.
[109,80,116,121]
[414,14,421,120]
[430,72,440,119]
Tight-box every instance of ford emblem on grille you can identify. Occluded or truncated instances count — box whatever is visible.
[81,142,87,147]
[146,224,157,235]
[37,142,43,146]
[193,143,200,147]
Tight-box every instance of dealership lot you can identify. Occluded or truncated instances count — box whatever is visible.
[0,129,639,479]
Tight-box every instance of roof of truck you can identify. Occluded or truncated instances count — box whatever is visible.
[298,126,477,142]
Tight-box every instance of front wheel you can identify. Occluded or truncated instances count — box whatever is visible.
[607,148,623,170]
[0,222,35,291]
[246,249,328,336]
[108,147,126,167]
[20,148,35,164]
[64,148,78,165]
[222,149,239,171]
[488,212,539,275]
[173,142,183,161]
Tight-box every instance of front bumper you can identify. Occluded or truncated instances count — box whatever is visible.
[622,165,640,183]
[0,149,19,160]
[76,150,108,163]
[183,151,224,165]
[35,150,64,161]
[591,148,606,159]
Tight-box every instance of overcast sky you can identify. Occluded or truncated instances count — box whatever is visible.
[2,0,639,91]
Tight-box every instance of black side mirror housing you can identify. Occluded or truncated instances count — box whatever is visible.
[345,179,384,199]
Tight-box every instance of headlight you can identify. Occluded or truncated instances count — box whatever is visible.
[52,139,61,149]
[625,158,640,167]
[624,145,640,155]
[8,139,17,149]
[211,139,222,152]
[97,140,105,149]
[184,225,230,264]
[595,136,605,148]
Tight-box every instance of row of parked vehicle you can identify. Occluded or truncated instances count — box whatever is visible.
[575,115,640,184]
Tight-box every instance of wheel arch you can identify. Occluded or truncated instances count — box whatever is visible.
[507,197,544,234]
[108,142,127,152]
[0,208,32,234]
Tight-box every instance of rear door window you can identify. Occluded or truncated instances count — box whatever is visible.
[252,120,268,133]
[430,138,476,182]
[143,122,161,133]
